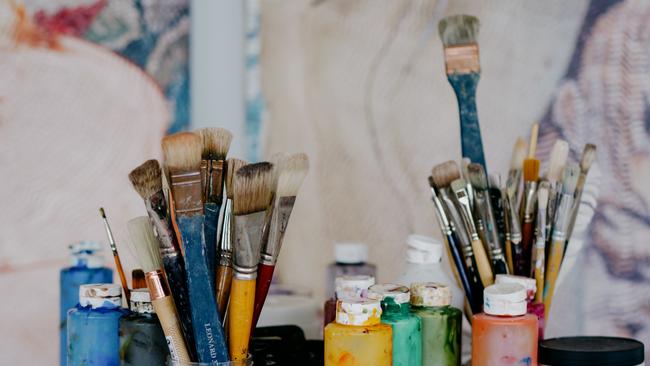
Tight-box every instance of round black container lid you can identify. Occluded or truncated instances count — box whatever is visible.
[539,336,644,366]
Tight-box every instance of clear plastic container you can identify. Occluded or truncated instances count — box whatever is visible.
[325,243,376,299]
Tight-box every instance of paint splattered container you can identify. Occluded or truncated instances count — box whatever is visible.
[369,284,422,366]
[324,298,392,366]
[323,274,375,326]
[539,336,644,366]
[119,288,169,365]
[495,274,545,339]
[471,283,538,366]
[410,282,462,366]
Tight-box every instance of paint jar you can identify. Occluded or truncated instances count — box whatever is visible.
[539,336,644,366]
[495,274,545,339]
[323,274,375,326]
[324,298,392,366]
[472,283,538,366]
[368,284,421,366]
[60,242,113,366]
[119,288,170,365]
[411,282,462,366]
[325,243,376,299]
[67,284,126,366]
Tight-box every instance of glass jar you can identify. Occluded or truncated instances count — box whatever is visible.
[119,288,169,365]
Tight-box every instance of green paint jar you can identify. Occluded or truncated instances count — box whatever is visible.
[369,284,422,366]
[411,282,462,366]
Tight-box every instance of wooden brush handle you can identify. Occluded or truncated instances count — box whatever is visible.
[204,202,221,292]
[534,245,545,304]
[516,221,534,276]
[505,239,514,274]
[543,239,566,318]
[152,296,191,363]
[445,232,481,315]
[162,255,196,360]
[215,263,234,320]
[229,277,256,361]
[112,254,130,305]
[471,238,494,287]
[252,263,275,330]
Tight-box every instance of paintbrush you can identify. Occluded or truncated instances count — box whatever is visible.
[517,123,540,276]
[252,153,309,330]
[128,159,196,359]
[565,144,597,241]
[127,216,191,363]
[438,15,487,171]
[162,132,229,363]
[99,207,130,307]
[451,178,494,287]
[461,157,475,211]
[503,187,522,275]
[428,176,482,315]
[468,163,509,275]
[131,269,146,289]
[229,162,274,361]
[215,158,248,321]
[507,137,527,211]
[488,174,508,258]
[543,164,579,318]
[198,127,233,292]
[545,140,569,242]
[533,182,549,304]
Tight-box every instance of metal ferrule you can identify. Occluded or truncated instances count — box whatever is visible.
[145,269,170,301]
[504,194,522,244]
[444,43,480,74]
[452,187,480,240]
[207,160,225,203]
[536,206,547,246]
[233,210,267,278]
[200,160,209,201]
[220,198,233,252]
[146,190,179,255]
[551,194,574,242]
[521,181,538,223]
[466,183,475,212]
[439,189,472,250]
[169,169,204,216]
[429,187,452,235]
[477,191,505,257]
[263,196,296,264]
[546,182,562,237]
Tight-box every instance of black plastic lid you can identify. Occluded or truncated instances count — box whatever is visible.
[539,336,644,366]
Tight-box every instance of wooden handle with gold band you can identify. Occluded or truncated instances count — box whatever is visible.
[228,277,256,361]
[471,238,494,287]
[152,296,191,363]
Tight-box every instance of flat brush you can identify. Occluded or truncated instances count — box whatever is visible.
[507,137,527,208]
[99,207,130,307]
[488,174,508,259]
[533,182,549,304]
[229,162,274,361]
[468,163,509,275]
[565,144,596,241]
[546,140,569,241]
[127,216,191,363]
[198,127,233,291]
[517,123,540,276]
[215,158,247,320]
[503,189,522,275]
[163,132,228,363]
[439,15,487,171]
[128,159,196,358]
[461,157,475,211]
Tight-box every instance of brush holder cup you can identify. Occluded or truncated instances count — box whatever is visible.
[168,355,253,366]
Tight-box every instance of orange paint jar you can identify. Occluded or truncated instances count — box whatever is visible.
[324,298,392,366]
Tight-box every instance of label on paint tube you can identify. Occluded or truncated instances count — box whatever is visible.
[166,336,178,361]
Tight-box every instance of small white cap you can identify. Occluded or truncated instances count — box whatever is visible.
[335,275,375,299]
[495,274,537,301]
[484,283,527,316]
[69,241,105,268]
[368,284,410,304]
[406,235,443,264]
[130,288,155,314]
[79,284,122,309]
[336,298,382,326]
[334,243,368,264]
[410,282,452,307]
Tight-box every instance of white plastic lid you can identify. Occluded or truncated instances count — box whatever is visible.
[69,241,105,268]
[484,283,527,316]
[410,282,452,307]
[368,284,410,304]
[495,274,537,301]
[130,288,155,314]
[406,235,443,263]
[79,284,122,309]
[334,243,368,264]
[336,298,382,326]
[335,275,375,299]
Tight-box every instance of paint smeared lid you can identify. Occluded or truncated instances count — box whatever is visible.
[368,284,410,304]
[335,275,375,299]
[68,241,105,268]
[334,243,368,264]
[336,298,382,326]
[79,284,122,309]
[130,288,155,314]
[484,283,527,316]
[495,274,536,301]
[410,282,452,307]
[406,234,443,264]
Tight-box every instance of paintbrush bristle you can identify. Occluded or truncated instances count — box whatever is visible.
[198,127,233,160]
[488,173,501,189]
[461,158,471,179]
[537,181,550,210]
[528,123,539,158]
[233,162,274,215]
[128,159,163,200]
[226,158,248,199]
[127,216,162,273]
[467,163,488,190]
[438,15,480,46]
[580,143,597,173]
[276,153,309,197]
[431,161,461,189]
[523,158,540,182]
[450,178,468,195]
[510,137,527,171]
[562,164,580,195]
[547,140,569,183]
[162,132,202,171]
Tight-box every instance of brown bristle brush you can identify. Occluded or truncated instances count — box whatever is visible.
[516,123,540,276]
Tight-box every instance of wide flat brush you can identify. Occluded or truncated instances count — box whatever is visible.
[128,159,196,358]
[488,174,508,260]
[252,154,309,330]
[534,182,549,304]
[545,140,569,243]
[439,15,487,170]
[565,144,597,242]
[229,162,274,361]
[127,216,191,363]
[99,207,130,307]
[163,132,228,363]
[517,123,540,275]
[507,137,527,209]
